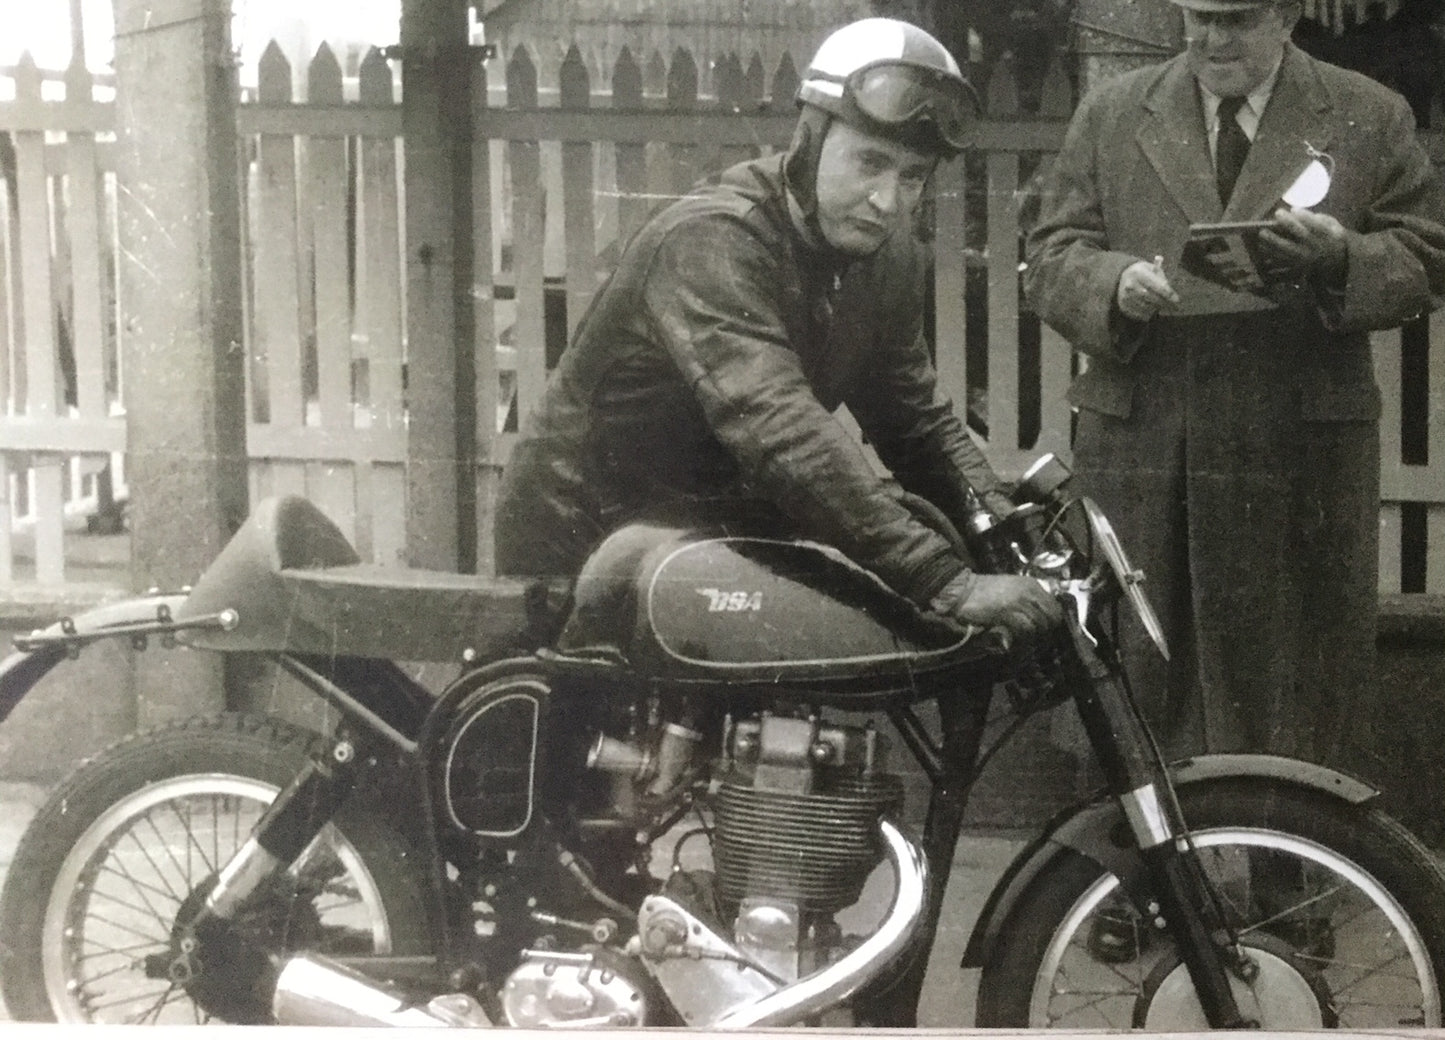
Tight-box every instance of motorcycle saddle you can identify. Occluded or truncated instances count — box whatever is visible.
[175,496,544,662]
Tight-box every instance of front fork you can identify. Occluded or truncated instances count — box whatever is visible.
[154,734,363,986]
[1064,616,1255,1028]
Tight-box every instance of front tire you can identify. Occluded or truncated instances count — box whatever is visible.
[0,713,433,1024]
[976,780,1445,1029]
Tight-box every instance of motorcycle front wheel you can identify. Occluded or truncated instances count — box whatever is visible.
[0,713,433,1024]
[976,779,1445,1030]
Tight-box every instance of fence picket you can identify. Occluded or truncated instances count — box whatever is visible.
[353,47,406,565]
[252,42,304,430]
[666,48,701,196]
[13,55,55,421]
[560,47,599,348]
[612,49,649,249]
[768,52,798,115]
[714,53,751,170]
[62,59,107,423]
[0,176,11,410]
[357,47,404,432]
[983,58,1023,468]
[307,44,351,433]
[506,46,547,455]
[11,55,66,583]
[744,53,766,108]
[934,157,969,419]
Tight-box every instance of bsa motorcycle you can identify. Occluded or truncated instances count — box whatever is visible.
[2,453,1444,1030]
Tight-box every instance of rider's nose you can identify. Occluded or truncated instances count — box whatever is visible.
[868,176,899,215]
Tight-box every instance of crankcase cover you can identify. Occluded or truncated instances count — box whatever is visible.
[556,523,975,686]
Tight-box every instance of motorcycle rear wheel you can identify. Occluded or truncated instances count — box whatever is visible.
[0,713,433,1024]
[976,779,1445,1030]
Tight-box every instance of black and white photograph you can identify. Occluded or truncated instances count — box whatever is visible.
[0,0,1443,1032]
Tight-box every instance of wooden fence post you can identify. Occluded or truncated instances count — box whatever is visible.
[401,0,475,571]
[112,0,246,721]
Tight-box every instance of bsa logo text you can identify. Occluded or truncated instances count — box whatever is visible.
[696,588,763,613]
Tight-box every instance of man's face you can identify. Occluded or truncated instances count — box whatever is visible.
[1182,4,1294,97]
[812,121,935,256]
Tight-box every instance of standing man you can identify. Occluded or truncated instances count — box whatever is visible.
[1025,0,1445,765]
[496,18,1059,646]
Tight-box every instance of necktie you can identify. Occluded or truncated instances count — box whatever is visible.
[1215,95,1250,205]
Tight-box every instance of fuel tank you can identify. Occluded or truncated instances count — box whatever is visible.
[555,522,992,694]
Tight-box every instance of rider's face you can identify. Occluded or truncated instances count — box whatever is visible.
[812,121,935,256]
[1182,4,1295,98]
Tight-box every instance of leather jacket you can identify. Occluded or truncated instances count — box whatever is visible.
[495,154,1005,607]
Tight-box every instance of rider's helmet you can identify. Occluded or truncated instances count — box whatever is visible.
[785,18,980,225]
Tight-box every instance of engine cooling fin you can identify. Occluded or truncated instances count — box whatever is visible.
[713,771,904,913]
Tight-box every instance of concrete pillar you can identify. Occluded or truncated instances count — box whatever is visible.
[401,0,476,572]
[112,0,246,722]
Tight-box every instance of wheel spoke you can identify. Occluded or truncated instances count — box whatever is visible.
[36,764,404,1025]
[1009,824,1442,1031]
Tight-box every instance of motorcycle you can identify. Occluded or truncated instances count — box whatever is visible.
[2,452,1444,1030]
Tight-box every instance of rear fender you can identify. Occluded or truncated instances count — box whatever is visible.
[0,593,191,725]
[960,753,1378,968]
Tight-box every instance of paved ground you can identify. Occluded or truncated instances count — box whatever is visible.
[0,779,1024,1026]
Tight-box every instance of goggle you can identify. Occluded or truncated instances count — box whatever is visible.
[810,61,979,152]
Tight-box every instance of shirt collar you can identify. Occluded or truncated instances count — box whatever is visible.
[1198,53,1284,128]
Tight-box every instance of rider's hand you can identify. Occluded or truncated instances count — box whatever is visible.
[1257,206,1348,288]
[930,570,1062,648]
[1115,258,1180,322]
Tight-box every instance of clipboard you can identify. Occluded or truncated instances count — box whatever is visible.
[1180,220,1298,303]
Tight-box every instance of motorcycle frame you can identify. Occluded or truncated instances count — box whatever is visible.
[0,584,1385,1029]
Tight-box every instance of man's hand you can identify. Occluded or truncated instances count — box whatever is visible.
[931,571,1062,648]
[1257,206,1348,287]
[1115,257,1180,322]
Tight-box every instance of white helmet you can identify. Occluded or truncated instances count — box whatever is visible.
[796,18,980,158]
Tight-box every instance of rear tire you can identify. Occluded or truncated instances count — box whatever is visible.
[976,780,1445,1029]
[0,713,433,1024]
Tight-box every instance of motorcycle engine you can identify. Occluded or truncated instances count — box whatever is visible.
[634,712,903,1025]
[498,708,901,1028]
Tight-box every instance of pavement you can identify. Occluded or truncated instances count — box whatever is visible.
[0,777,1024,1026]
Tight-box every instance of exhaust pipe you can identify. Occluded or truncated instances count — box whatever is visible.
[713,819,929,1028]
[273,956,491,1027]
[273,820,926,1029]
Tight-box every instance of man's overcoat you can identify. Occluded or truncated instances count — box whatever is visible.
[1026,43,1445,764]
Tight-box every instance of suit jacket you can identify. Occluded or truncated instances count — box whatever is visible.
[1023,44,1445,762]
[1027,43,1445,424]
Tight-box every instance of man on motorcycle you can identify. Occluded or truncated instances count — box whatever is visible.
[495,17,1060,645]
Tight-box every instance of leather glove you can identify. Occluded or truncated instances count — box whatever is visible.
[1257,206,1348,289]
[930,569,1062,649]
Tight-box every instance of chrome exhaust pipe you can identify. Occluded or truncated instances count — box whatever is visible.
[712,818,929,1028]
[273,819,926,1030]
[272,955,491,1027]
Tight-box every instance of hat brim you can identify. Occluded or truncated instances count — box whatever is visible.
[1168,0,1276,9]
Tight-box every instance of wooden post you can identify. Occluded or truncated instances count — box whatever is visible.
[401,0,475,571]
[112,0,246,721]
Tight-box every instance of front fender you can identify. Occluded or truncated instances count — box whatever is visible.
[0,593,191,725]
[960,753,1378,968]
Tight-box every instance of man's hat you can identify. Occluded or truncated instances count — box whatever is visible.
[1167,0,1281,9]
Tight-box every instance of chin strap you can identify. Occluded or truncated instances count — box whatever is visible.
[783,107,831,245]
